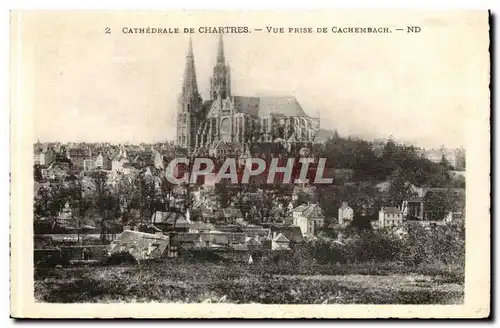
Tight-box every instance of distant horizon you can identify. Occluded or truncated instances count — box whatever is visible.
[33,134,464,151]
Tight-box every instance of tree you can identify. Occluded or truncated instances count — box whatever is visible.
[295,190,313,206]
[88,170,121,242]
[114,173,136,224]
[439,154,452,169]
[388,167,418,208]
[133,172,156,223]
[214,181,232,208]
[158,174,175,211]
[34,182,68,220]
[423,189,460,220]
[67,176,93,244]
[34,164,43,182]
[254,188,275,222]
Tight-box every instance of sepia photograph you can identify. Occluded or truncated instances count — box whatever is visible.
[10,10,490,318]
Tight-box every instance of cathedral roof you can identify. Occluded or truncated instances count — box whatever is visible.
[233,96,308,117]
[206,96,308,119]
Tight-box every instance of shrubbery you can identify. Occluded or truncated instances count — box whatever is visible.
[293,225,464,270]
[104,252,137,265]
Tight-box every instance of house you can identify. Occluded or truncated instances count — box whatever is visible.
[133,151,156,167]
[271,233,291,251]
[111,147,133,172]
[213,224,243,233]
[188,222,215,233]
[219,207,243,223]
[151,211,190,232]
[95,153,112,170]
[199,205,217,222]
[403,188,465,221]
[171,232,246,249]
[269,225,304,244]
[34,146,56,167]
[209,141,240,158]
[41,164,68,180]
[57,202,73,224]
[245,236,263,250]
[107,230,170,261]
[291,203,325,236]
[240,225,270,240]
[423,147,466,170]
[83,159,96,171]
[122,162,141,176]
[67,148,92,170]
[338,201,354,225]
[153,151,164,170]
[375,207,404,229]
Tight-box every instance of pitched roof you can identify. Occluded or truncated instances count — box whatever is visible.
[68,148,91,158]
[241,226,270,237]
[272,232,290,243]
[382,207,402,214]
[245,96,308,117]
[221,207,243,218]
[301,204,325,219]
[214,224,243,233]
[151,211,187,225]
[246,237,262,246]
[232,96,260,116]
[188,222,215,231]
[200,207,216,217]
[270,226,304,243]
[207,96,308,119]
[108,230,169,260]
[292,204,309,213]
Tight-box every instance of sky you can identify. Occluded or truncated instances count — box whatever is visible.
[17,10,489,149]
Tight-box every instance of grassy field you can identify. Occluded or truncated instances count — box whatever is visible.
[34,261,464,304]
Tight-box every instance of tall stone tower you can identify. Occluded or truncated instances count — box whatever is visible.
[176,37,202,153]
[210,34,231,100]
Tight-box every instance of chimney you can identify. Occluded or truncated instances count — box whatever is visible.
[123,225,131,231]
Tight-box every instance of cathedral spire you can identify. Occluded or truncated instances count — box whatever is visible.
[182,36,199,97]
[210,34,231,100]
[217,33,225,63]
[188,35,193,56]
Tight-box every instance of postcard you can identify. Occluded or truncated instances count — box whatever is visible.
[10,10,490,318]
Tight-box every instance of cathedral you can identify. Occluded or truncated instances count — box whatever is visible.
[176,34,320,155]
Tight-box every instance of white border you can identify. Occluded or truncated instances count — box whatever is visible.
[4,0,497,326]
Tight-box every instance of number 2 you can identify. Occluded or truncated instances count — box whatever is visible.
[104,27,111,34]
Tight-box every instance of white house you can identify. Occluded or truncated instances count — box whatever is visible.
[271,232,291,250]
[338,201,354,225]
[377,207,404,229]
[291,203,325,237]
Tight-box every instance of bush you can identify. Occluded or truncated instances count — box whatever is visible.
[398,224,464,267]
[34,249,64,268]
[104,252,137,265]
[271,225,464,271]
[182,248,224,263]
